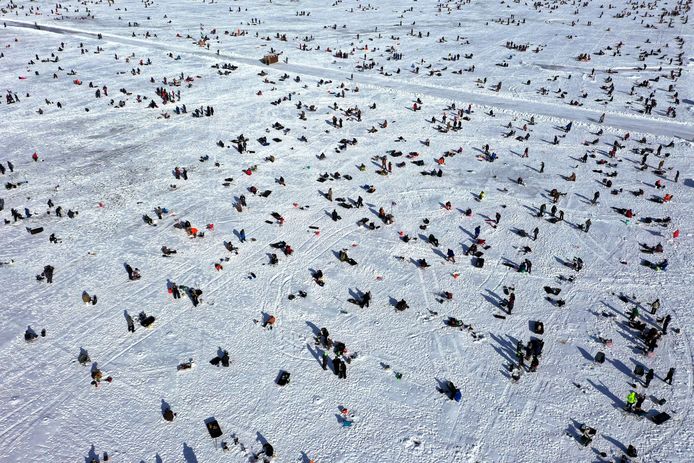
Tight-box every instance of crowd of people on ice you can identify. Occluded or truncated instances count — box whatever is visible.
[1,0,691,461]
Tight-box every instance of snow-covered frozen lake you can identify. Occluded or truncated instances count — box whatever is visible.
[0,0,692,462]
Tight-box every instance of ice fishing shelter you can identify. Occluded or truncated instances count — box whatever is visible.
[205,417,223,438]
[261,53,279,65]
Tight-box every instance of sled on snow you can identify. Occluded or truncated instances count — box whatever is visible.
[651,412,671,425]
[177,358,195,371]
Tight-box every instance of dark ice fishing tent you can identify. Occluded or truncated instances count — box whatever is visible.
[205,418,223,438]
[276,370,290,386]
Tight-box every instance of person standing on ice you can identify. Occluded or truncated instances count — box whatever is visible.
[446,248,455,263]
[649,298,660,315]
[125,312,135,333]
[337,357,347,379]
[333,356,344,377]
[644,369,654,388]
[11,208,23,222]
[321,350,329,370]
[359,291,371,308]
[171,283,180,299]
[582,218,591,233]
[591,191,599,205]
[515,341,525,368]
[42,265,54,283]
[625,391,637,412]
[661,314,671,334]
[520,259,532,274]
[506,292,516,315]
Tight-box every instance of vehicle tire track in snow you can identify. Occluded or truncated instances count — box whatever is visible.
[0,391,70,451]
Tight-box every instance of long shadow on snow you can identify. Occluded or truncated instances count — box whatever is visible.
[586,379,624,410]
[182,443,198,463]
[600,434,628,454]
[482,289,503,309]
[488,332,519,366]
[606,357,634,380]
[305,320,320,337]
[306,343,331,370]
[576,345,595,362]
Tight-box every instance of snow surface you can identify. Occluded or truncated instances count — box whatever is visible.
[0,0,692,462]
